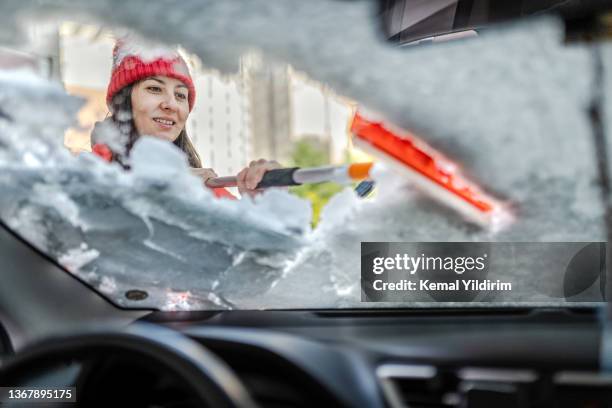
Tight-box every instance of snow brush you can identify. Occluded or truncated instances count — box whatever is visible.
[350,111,511,229]
[205,162,374,189]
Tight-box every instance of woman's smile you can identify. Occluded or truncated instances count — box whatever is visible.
[153,117,176,130]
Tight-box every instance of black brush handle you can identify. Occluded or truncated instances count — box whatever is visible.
[256,168,301,188]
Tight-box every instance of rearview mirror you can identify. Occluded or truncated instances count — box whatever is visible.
[377,0,612,45]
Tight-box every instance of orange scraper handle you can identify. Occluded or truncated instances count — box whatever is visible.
[348,162,374,180]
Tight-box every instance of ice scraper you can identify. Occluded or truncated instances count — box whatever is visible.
[206,112,509,228]
[350,111,511,228]
[205,162,374,189]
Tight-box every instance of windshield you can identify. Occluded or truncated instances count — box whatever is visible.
[0,1,609,311]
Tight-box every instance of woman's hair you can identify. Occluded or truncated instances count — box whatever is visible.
[107,82,203,168]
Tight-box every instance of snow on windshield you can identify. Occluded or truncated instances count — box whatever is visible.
[0,71,311,309]
[0,1,609,310]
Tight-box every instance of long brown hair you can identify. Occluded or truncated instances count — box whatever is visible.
[106,82,202,168]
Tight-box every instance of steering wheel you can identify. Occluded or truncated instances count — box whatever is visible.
[0,323,259,408]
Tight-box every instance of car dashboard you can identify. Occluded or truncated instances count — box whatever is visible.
[125,307,607,408]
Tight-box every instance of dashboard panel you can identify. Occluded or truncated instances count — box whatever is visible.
[138,308,607,408]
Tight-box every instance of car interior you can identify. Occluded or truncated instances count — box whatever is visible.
[1,1,612,408]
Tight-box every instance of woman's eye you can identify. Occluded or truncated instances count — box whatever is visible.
[176,93,187,101]
[147,86,162,92]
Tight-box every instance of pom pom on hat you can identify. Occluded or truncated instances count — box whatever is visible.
[106,37,196,111]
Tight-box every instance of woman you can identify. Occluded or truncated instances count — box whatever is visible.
[92,39,278,199]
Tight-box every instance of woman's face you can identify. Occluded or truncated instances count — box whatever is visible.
[130,76,189,142]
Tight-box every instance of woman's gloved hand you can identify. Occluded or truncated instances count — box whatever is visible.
[237,159,282,198]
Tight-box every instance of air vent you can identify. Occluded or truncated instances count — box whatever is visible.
[378,365,612,407]
[553,371,612,407]
[377,364,458,408]
[377,364,538,408]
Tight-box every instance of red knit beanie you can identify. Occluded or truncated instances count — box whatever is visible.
[106,38,196,111]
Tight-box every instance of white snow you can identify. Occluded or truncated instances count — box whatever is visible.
[0,67,312,310]
[98,275,117,294]
[111,34,182,67]
[58,243,100,272]
[30,183,84,229]
[90,118,127,155]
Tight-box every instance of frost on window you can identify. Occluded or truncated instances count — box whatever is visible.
[0,1,608,310]
[0,71,312,309]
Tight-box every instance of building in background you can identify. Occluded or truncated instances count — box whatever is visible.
[244,55,292,164]
[187,56,251,176]
[12,21,62,80]
[0,20,62,81]
[59,22,114,154]
[0,46,50,76]
[290,70,355,165]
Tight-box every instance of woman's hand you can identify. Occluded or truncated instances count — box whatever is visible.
[190,168,218,187]
[237,159,282,198]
